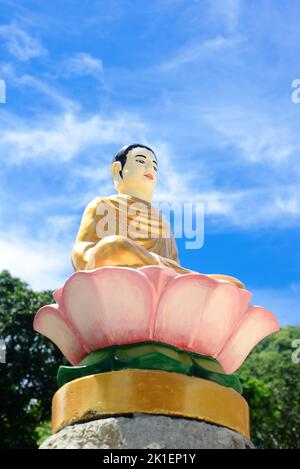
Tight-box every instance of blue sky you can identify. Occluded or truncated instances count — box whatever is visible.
[0,0,299,325]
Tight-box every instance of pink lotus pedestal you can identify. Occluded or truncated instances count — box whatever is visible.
[34,265,279,374]
[34,266,279,444]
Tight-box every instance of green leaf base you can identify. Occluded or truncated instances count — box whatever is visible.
[57,341,242,394]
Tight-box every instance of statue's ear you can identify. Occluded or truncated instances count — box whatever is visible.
[110,161,123,182]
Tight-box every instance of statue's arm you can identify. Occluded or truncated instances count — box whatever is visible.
[71,197,104,270]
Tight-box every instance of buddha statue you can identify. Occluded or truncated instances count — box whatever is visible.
[72,144,244,288]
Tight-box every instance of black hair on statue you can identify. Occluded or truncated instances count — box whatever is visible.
[112,143,157,179]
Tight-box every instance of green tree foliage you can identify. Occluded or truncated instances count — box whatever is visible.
[0,270,63,448]
[0,269,299,448]
[238,326,300,449]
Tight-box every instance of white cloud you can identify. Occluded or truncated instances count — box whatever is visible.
[65,52,103,78]
[0,235,71,291]
[19,74,78,111]
[275,196,300,216]
[1,106,300,230]
[0,212,80,290]
[0,111,147,162]
[208,0,243,34]
[0,23,46,61]
[40,215,79,241]
[0,62,78,111]
[160,34,246,71]
[205,107,299,164]
[151,140,242,217]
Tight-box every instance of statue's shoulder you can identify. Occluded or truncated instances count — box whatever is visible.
[85,195,114,210]
[80,196,111,220]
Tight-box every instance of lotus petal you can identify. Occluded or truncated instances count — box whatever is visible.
[153,273,252,357]
[61,267,155,351]
[216,305,280,374]
[33,305,85,365]
[53,287,63,307]
[138,266,177,302]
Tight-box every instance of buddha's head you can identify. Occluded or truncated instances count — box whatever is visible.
[110,144,158,202]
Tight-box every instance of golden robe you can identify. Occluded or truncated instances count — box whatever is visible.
[72,193,194,275]
[72,193,244,288]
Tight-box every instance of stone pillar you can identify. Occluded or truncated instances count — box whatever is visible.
[40,414,254,449]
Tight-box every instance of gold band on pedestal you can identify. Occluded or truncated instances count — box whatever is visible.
[52,369,250,438]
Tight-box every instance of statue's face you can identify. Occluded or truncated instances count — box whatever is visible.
[120,147,158,196]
